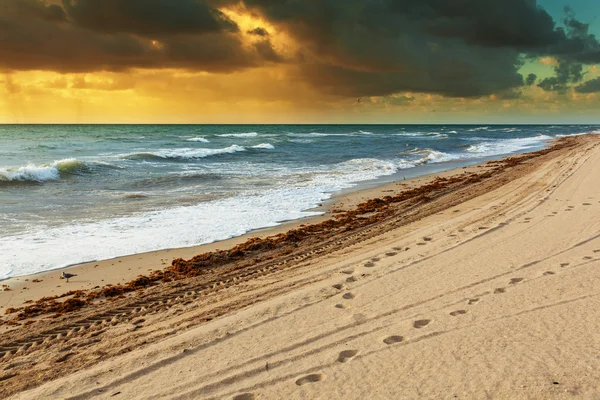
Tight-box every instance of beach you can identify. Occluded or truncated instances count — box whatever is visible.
[2,133,600,399]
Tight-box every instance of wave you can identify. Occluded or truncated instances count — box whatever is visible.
[393,132,449,139]
[556,129,600,137]
[121,145,246,161]
[216,132,258,138]
[251,143,275,149]
[467,126,490,132]
[186,137,210,143]
[465,135,552,157]
[23,144,58,150]
[402,148,459,164]
[0,158,88,183]
[288,131,374,138]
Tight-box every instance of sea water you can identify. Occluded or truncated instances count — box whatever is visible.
[0,124,597,279]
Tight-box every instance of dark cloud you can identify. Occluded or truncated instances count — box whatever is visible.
[1,0,599,99]
[62,0,237,36]
[247,27,269,37]
[229,0,600,97]
[525,73,537,86]
[538,60,584,92]
[0,0,280,73]
[574,77,600,93]
[9,0,66,21]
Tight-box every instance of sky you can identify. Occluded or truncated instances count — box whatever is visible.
[0,0,599,124]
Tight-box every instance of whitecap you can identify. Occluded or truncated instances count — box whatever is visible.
[216,132,258,138]
[251,143,275,149]
[0,158,86,182]
[186,137,210,143]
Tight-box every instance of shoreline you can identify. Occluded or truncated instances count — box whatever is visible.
[0,152,521,312]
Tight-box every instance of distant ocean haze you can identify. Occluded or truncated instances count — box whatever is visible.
[0,124,597,279]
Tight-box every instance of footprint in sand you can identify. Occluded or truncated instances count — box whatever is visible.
[583,256,593,260]
[337,350,359,363]
[594,250,600,253]
[450,310,468,316]
[233,394,259,400]
[371,258,381,262]
[346,276,358,283]
[332,284,347,291]
[494,288,507,294]
[364,262,375,268]
[342,292,356,300]
[385,252,397,257]
[296,374,325,386]
[509,278,524,285]
[468,298,480,305]
[413,319,431,329]
[353,313,368,323]
[341,269,355,275]
[544,271,555,276]
[392,247,403,251]
[417,242,427,246]
[423,237,433,242]
[335,304,347,309]
[583,203,592,206]
[560,263,570,268]
[383,336,404,345]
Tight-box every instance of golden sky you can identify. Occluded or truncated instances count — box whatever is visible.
[1,0,599,124]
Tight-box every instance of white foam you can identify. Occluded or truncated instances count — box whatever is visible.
[186,137,210,143]
[0,155,417,279]
[465,135,552,157]
[393,132,449,138]
[251,143,275,149]
[419,150,459,163]
[0,158,84,182]
[556,129,600,138]
[122,145,246,160]
[217,132,258,138]
[467,126,490,132]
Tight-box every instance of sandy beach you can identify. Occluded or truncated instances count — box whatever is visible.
[2,134,600,399]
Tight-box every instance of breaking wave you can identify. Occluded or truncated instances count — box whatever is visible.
[0,158,88,183]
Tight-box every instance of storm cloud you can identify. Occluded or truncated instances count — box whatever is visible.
[1,0,599,98]
[0,0,283,73]
[575,77,600,93]
[62,0,237,36]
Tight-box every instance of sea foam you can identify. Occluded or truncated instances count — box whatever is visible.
[0,158,86,182]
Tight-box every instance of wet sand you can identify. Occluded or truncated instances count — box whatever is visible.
[2,134,600,399]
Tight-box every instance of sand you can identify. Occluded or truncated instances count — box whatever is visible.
[2,134,600,399]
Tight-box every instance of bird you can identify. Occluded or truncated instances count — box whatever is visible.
[62,271,77,282]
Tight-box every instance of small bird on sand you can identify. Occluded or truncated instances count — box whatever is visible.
[62,272,77,282]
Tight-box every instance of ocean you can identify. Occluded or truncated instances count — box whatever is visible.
[1,124,597,280]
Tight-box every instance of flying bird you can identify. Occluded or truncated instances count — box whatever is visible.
[62,271,77,282]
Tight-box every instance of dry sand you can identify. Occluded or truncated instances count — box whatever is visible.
[2,134,600,399]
